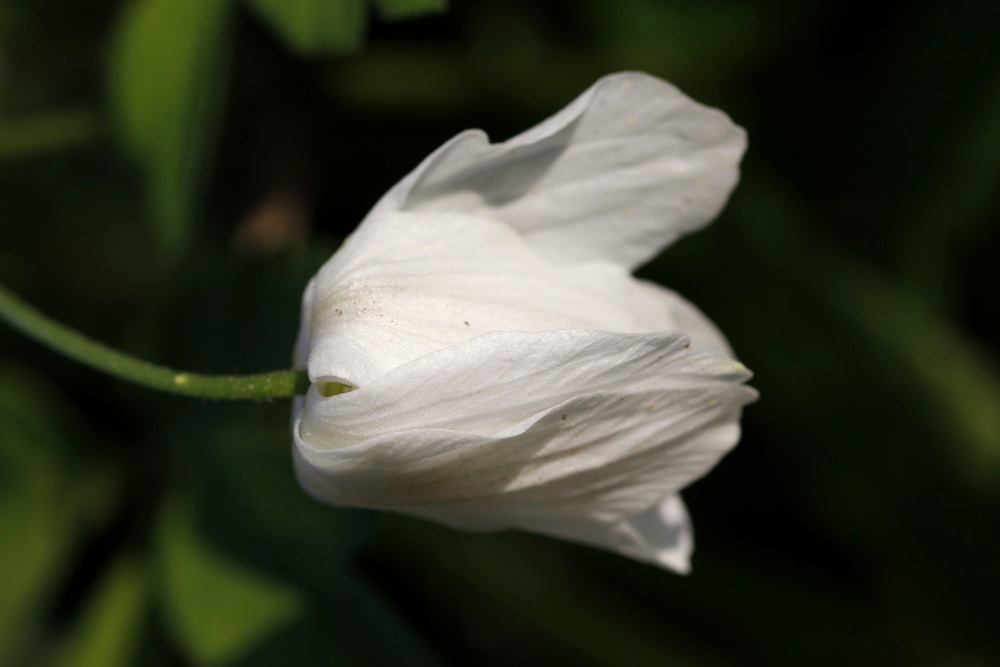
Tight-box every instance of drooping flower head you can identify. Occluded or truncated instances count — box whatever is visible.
[293,72,756,572]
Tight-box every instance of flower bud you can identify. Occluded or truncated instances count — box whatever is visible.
[293,72,756,572]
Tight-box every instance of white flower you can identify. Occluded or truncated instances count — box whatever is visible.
[292,72,756,573]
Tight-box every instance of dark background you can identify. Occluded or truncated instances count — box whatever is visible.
[1,0,998,664]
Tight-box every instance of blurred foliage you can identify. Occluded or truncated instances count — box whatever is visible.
[0,109,100,163]
[1,0,999,665]
[248,0,368,55]
[0,369,105,666]
[108,0,232,262]
[54,556,148,667]
[154,494,304,666]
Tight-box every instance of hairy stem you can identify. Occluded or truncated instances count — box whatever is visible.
[0,281,316,400]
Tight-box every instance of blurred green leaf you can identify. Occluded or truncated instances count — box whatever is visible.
[833,274,1000,487]
[209,413,373,586]
[326,47,474,112]
[374,0,447,20]
[248,0,367,55]
[0,109,101,163]
[737,169,1000,491]
[159,407,439,667]
[0,369,74,666]
[580,0,764,79]
[54,558,148,667]
[231,578,442,667]
[894,71,1000,307]
[385,518,737,667]
[323,577,442,667]
[155,494,306,666]
[0,367,120,666]
[108,0,233,261]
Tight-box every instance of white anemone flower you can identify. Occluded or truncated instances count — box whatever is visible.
[292,72,757,573]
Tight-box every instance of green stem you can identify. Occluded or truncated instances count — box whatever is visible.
[0,281,313,400]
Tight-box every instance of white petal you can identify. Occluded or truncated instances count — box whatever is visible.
[371,71,746,270]
[628,279,733,356]
[293,276,317,371]
[304,211,731,386]
[514,494,695,573]
[293,329,755,569]
[614,494,695,573]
